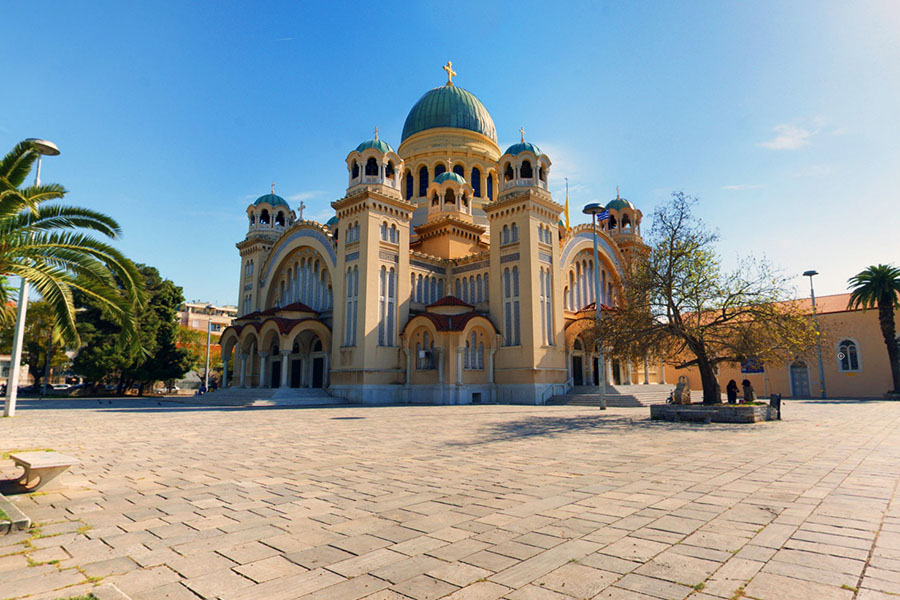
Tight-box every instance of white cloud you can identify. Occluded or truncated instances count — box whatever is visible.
[288,190,324,202]
[722,184,763,191]
[758,124,814,150]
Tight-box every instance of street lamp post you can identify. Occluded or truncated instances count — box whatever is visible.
[204,305,214,392]
[583,202,607,410]
[803,270,827,399]
[4,139,60,418]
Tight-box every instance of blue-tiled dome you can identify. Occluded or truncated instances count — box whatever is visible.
[504,141,542,156]
[254,193,289,208]
[434,172,466,185]
[325,216,339,227]
[402,86,497,143]
[355,139,394,154]
[606,197,635,211]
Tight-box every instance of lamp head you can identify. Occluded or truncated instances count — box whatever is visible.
[582,202,605,216]
[802,270,818,278]
[24,138,60,156]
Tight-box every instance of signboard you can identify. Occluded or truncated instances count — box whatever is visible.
[741,359,765,374]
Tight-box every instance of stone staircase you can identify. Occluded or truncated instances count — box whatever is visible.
[172,387,350,408]
[547,384,702,408]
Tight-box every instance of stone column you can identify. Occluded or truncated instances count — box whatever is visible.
[624,361,633,385]
[660,358,667,384]
[258,352,268,388]
[280,351,290,387]
[239,353,247,388]
[643,356,650,384]
[566,351,572,382]
[437,348,443,385]
[323,353,330,387]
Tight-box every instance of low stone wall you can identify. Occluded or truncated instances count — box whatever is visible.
[650,403,778,423]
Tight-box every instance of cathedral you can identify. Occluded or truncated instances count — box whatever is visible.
[219,65,648,404]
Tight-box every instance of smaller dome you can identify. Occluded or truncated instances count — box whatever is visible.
[558,219,566,227]
[606,197,635,211]
[434,172,466,185]
[355,138,395,154]
[325,216,339,227]
[504,141,542,156]
[254,193,289,209]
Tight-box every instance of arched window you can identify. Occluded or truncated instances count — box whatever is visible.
[434,163,446,178]
[455,279,461,298]
[622,214,631,229]
[504,163,514,181]
[418,166,429,197]
[404,169,413,200]
[416,274,423,303]
[390,224,397,243]
[378,267,387,346]
[520,160,533,179]
[461,193,468,210]
[249,213,256,225]
[351,161,359,179]
[502,267,521,346]
[539,164,546,181]
[609,215,617,229]
[444,188,455,205]
[380,222,388,241]
[502,225,509,244]
[453,164,464,177]
[476,274,483,302]
[484,273,488,302]
[486,174,493,201]
[462,277,469,303]
[438,279,444,298]
[432,192,439,207]
[838,339,860,371]
[471,167,481,197]
[511,223,519,242]
[365,157,378,176]
[260,209,270,224]
[385,161,395,178]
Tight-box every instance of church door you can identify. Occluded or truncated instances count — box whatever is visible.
[790,361,810,397]
[312,357,325,388]
[271,361,281,389]
[572,357,583,386]
[290,359,302,388]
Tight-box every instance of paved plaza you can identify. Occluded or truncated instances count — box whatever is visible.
[1,399,899,600]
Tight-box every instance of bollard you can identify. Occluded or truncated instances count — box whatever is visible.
[769,393,782,420]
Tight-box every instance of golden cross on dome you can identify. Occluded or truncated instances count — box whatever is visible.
[374,126,379,140]
[271,182,275,194]
[443,61,456,86]
[519,127,525,143]
[616,186,620,199]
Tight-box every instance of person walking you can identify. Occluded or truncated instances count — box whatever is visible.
[742,379,755,403]
[726,380,739,404]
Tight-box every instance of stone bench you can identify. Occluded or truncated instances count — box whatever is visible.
[9,452,79,492]
[673,410,713,424]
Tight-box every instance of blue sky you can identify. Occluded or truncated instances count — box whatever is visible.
[4,1,898,305]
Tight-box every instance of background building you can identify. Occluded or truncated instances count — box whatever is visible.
[668,293,900,399]
[177,302,237,337]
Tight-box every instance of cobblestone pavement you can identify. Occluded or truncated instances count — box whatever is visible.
[1,398,899,600]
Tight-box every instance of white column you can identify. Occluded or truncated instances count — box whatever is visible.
[625,362,633,385]
[457,347,464,385]
[437,349,443,385]
[660,358,667,384]
[239,353,247,388]
[404,346,412,385]
[222,353,230,388]
[280,351,290,387]
[643,356,650,385]
[566,351,572,382]
[258,352,268,388]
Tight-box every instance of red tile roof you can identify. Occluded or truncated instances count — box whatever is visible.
[419,311,481,332]
[427,295,474,309]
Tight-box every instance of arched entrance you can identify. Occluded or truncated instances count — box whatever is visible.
[286,330,328,389]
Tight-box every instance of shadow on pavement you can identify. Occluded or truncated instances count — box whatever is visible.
[449,414,750,446]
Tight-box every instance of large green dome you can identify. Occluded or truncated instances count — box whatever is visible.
[401,85,497,143]
[254,193,289,209]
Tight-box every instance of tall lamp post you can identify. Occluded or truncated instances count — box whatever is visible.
[204,305,214,392]
[4,139,60,418]
[583,202,607,410]
[803,270,827,399]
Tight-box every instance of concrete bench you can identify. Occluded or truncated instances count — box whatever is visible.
[9,452,79,492]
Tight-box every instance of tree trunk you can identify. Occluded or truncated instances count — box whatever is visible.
[695,352,720,404]
[878,299,900,393]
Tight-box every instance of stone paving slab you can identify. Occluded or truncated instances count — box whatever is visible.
[0,398,899,599]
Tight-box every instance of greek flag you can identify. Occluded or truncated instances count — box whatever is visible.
[597,209,610,222]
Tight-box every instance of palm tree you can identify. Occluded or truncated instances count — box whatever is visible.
[0,139,144,348]
[848,264,900,394]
